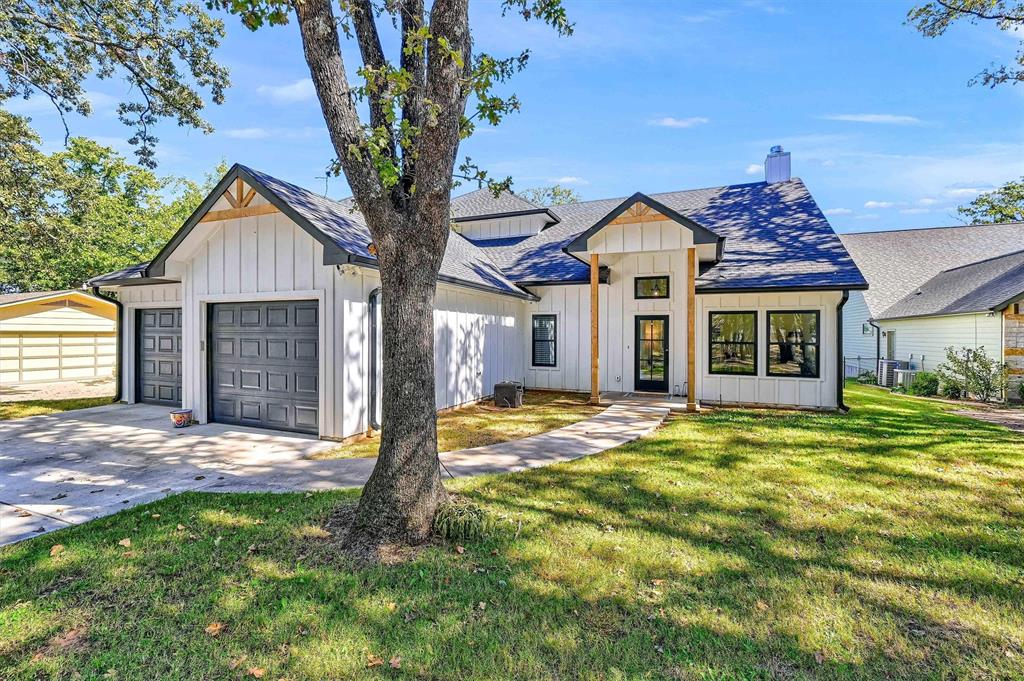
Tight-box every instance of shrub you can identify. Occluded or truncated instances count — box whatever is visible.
[936,346,1008,403]
[1018,381,1024,402]
[433,496,494,542]
[855,370,877,385]
[939,379,963,400]
[908,371,939,397]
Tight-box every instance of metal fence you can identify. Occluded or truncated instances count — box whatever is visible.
[843,356,877,378]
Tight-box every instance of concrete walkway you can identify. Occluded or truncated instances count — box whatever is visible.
[1,402,668,546]
[953,408,1024,433]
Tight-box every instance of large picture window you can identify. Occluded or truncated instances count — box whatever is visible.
[709,311,757,375]
[634,276,670,299]
[532,314,557,367]
[767,311,820,377]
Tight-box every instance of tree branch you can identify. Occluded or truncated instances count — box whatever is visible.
[349,0,395,159]
[399,0,426,193]
[935,0,1024,23]
[409,0,471,233]
[292,0,393,231]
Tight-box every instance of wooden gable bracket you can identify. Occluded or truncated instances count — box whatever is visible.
[607,201,668,226]
[199,178,279,223]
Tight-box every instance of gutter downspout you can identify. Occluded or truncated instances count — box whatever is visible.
[367,286,381,432]
[869,319,882,369]
[837,290,849,412]
[91,286,123,403]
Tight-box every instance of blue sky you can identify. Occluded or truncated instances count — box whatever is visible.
[10,0,1023,233]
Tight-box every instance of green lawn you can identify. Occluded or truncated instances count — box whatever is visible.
[315,390,603,459]
[0,397,112,421]
[2,383,1023,679]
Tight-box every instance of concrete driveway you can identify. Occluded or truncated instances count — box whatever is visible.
[1,401,667,546]
[0,403,377,545]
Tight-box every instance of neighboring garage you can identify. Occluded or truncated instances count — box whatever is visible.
[136,307,182,406]
[209,301,319,434]
[0,290,117,386]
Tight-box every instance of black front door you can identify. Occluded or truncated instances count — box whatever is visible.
[635,315,669,392]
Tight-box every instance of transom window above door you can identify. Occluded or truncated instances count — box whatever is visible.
[635,276,669,299]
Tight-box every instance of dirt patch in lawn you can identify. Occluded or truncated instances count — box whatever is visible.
[313,390,603,459]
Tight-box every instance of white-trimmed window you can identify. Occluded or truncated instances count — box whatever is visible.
[532,314,557,367]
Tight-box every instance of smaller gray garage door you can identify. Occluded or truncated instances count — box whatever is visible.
[136,308,182,405]
[209,301,319,434]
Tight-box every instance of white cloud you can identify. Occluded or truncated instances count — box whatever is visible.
[824,208,853,216]
[918,197,938,206]
[823,113,923,125]
[256,78,316,103]
[550,175,589,185]
[649,116,709,129]
[899,207,931,215]
[864,200,895,209]
[680,9,729,23]
[940,181,997,200]
[744,163,762,175]
[226,127,270,139]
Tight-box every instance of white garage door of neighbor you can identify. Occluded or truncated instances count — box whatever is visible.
[0,333,117,384]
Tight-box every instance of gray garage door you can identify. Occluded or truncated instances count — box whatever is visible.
[136,308,182,405]
[208,301,319,434]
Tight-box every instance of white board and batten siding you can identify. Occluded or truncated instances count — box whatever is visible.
[134,201,526,440]
[525,216,696,394]
[841,290,877,376]
[696,291,842,409]
[524,248,690,395]
[453,214,548,241]
[878,313,1002,371]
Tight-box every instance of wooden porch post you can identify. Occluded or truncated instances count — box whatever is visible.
[590,253,600,404]
[686,247,697,412]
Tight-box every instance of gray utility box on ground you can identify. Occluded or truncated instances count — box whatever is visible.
[494,381,524,408]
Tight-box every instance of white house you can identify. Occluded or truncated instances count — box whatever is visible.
[839,223,1024,395]
[0,290,117,387]
[90,148,867,439]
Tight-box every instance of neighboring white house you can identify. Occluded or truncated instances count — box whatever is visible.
[0,290,117,386]
[90,148,867,439]
[839,223,1024,397]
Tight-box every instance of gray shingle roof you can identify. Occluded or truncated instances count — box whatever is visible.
[92,167,532,300]
[838,222,1024,318]
[879,249,1024,320]
[479,178,866,291]
[86,263,149,286]
[242,167,530,298]
[450,188,546,219]
[92,167,868,297]
[0,290,79,306]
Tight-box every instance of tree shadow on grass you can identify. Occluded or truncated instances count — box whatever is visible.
[1,387,1023,679]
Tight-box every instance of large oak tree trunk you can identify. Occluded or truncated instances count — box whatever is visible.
[346,219,451,549]
[293,0,470,552]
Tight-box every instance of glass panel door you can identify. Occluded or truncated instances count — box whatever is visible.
[635,315,669,392]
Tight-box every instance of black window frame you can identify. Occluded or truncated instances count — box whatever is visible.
[708,311,758,376]
[531,314,557,368]
[634,275,670,300]
[766,310,821,379]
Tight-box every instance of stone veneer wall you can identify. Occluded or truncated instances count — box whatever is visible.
[1006,305,1024,401]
